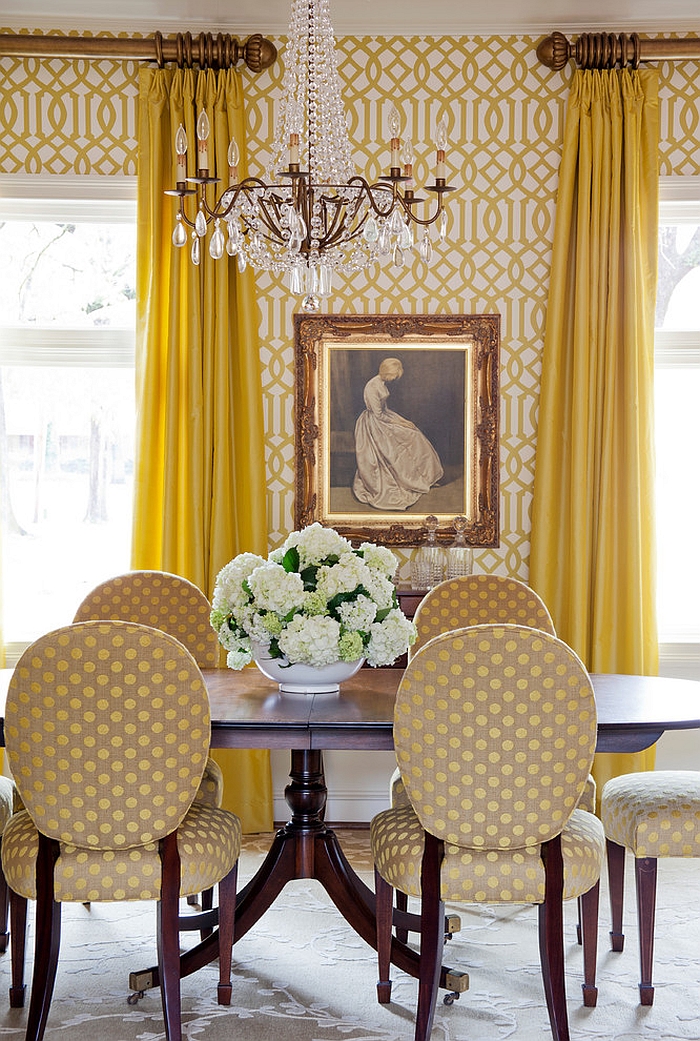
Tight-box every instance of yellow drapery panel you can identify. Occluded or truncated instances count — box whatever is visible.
[530,69,660,796]
[134,66,272,833]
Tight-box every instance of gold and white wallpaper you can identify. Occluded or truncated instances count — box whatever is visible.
[2,30,699,579]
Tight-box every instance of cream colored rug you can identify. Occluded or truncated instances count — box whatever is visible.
[1,830,699,1040]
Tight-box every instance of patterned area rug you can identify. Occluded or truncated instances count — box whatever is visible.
[1,830,699,1040]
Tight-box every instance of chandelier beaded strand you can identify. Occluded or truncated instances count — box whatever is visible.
[166,0,456,311]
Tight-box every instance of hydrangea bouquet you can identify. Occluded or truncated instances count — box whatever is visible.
[211,523,416,670]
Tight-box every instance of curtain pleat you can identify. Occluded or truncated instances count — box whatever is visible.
[530,69,660,796]
[134,66,272,832]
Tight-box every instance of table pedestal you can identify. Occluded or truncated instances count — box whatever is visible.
[130,749,462,996]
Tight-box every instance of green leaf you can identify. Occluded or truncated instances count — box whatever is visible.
[300,564,318,590]
[282,547,300,573]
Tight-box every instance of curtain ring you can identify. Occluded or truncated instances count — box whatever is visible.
[618,33,628,69]
[631,32,641,69]
[184,31,193,68]
[175,32,184,68]
[154,30,164,68]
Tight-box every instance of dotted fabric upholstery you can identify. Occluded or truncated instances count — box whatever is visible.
[371,804,604,903]
[409,575,556,661]
[601,771,700,858]
[2,804,241,902]
[73,571,222,809]
[2,621,241,903]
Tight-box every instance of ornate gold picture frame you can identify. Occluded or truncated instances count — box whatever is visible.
[294,313,500,547]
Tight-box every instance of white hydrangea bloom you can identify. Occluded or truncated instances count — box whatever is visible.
[358,542,398,578]
[212,552,265,612]
[336,594,377,632]
[366,609,417,667]
[278,615,342,667]
[360,570,396,613]
[247,562,305,616]
[281,521,353,568]
[315,552,371,600]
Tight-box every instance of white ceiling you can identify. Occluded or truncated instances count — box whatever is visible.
[3,0,700,36]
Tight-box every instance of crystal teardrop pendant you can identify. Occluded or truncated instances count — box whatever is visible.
[389,208,404,236]
[226,221,240,256]
[418,231,433,264]
[399,223,413,250]
[209,220,225,260]
[363,216,379,243]
[439,209,448,243]
[237,252,247,273]
[172,216,187,247]
[289,264,304,295]
[392,244,405,268]
[191,234,201,266]
[319,263,332,297]
[195,209,207,238]
[378,224,391,256]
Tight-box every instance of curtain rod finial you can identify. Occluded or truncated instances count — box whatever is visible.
[243,33,277,73]
[536,31,571,70]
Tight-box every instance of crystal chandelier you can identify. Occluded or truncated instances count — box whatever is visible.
[167,0,455,311]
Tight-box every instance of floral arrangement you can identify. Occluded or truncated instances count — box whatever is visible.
[211,522,417,670]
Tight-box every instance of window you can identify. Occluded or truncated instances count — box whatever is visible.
[0,176,136,660]
[655,176,700,645]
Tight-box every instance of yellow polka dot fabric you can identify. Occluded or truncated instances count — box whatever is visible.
[370,804,604,904]
[374,624,602,906]
[410,576,556,662]
[73,571,220,667]
[601,771,700,859]
[1,621,241,903]
[73,571,222,809]
[393,624,597,849]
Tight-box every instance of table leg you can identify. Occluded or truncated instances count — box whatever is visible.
[130,748,458,993]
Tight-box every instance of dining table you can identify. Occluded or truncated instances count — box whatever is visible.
[3,666,700,1000]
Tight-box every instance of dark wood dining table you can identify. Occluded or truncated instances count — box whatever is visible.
[3,666,700,998]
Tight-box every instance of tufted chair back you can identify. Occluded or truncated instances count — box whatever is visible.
[395,624,596,849]
[409,575,555,662]
[73,570,220,668]
[5,620,210,852]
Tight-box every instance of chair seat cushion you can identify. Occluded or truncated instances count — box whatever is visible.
[371,804,604,904]
[601,770,700,858]
[2,804,241,903]
[389,766,597,814]
[194,756,225,808]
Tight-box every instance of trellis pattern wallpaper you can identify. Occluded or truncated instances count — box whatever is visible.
[2,29,699,579]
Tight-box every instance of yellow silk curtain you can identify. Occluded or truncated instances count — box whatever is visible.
[530,69,660,796]
[134,66,272,832]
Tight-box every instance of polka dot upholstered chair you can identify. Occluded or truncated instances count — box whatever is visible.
[601,770,700,1005]
[73,572,225,904]
[0,777,20,953]
[1,621,242,1041]
[389,576,596,953]
[370,625,605,1041]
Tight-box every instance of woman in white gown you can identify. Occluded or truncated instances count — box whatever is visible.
[352,357,443,510]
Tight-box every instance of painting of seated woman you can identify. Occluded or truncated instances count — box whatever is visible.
[352,358,444,510]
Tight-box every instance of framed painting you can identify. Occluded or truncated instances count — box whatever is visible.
[294,313,500,546]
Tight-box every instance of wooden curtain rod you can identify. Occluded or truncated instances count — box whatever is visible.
[537,31,700,70]
[0,30,277,72]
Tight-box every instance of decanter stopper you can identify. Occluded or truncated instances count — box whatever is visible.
[445,515,473,579]
[411,515,447,590]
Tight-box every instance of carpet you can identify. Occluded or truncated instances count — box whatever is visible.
[1,830,699,1040]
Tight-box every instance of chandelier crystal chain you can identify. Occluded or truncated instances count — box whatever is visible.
[166,0,456,311]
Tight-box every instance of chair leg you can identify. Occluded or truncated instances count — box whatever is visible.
[538,835,569,1041]
[0,853,9,954]
[26,835,61,1041]
[216,863,238,1006]
[635,856,657,1007]
[199,885,214,941]
[158,832,183,1041]
[579,881,599,1007]
[9,890,28,1008]
[606,838,626,952]
[415,833,444,1041]
[395,889,409,944]
[375,867,394,1004]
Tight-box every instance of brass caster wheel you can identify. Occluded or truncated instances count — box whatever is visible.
[127,990,145,1006]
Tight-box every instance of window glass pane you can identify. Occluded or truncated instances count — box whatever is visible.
[656,224,700,331]
[0,221,136,329]
[2,365,134,641]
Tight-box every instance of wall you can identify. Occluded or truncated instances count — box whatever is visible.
[2,30,700,817]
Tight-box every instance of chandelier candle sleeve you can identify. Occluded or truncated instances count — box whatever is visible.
[196,111,210,173]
